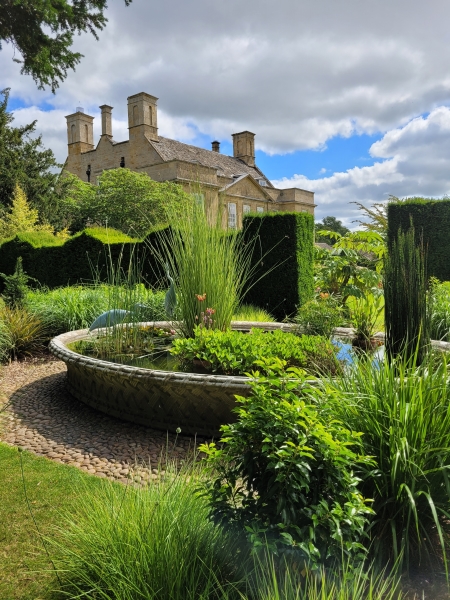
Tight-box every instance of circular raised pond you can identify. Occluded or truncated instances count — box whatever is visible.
[50,321,293,437]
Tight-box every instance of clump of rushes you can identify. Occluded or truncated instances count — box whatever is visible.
[0,306,46,360]
[232,304,274,323]
[51,460,250,599]
[320,350,450,573]
[150,198,254,338]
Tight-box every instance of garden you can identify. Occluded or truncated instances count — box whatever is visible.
[3,193,450,600]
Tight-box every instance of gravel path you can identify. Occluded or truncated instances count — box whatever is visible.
[0,355,202,484]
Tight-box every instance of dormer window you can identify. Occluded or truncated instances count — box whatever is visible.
[259,179,267,187]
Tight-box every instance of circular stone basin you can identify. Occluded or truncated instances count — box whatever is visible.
[50,322,287,437]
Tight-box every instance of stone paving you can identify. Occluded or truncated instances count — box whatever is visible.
[0,355,203,484]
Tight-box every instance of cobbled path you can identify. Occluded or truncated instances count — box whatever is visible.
[0,355,202,484]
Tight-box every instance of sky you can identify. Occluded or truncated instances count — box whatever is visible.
[2,0,450,227]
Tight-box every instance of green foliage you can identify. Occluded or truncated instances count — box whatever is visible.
[0,256,32,308]
[349,292,383,341]
[171,328,341,376]
[387,197,450,282]
[294,295,344,338]
[26,284,166,337]
[52,461,248,599]
[85,168,191,237]
[0,305,47,360]
[0,226,156,292]
[0,183,43,239]
[53,172,96,232]
[384,227,430,364]
[0,1,132,92]
[315,216,350,245]
[233,304,275,322]
[0,89,60,216]
[199,359,373,568]
[241,213,314,321]
[429,278,450,341]
[315,232,383,305]
[151,200,253,337]
[321,352,450,573]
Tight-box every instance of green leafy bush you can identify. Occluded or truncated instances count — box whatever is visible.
[294,295,344,338]
[171,327,341,376]
[199,359,373,568]
[321,351,450,572]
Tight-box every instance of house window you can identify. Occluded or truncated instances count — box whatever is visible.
[259,179,267,187]
[71,124,75,143]
[243,204,251,214]
[256,206,264,213]
[228,203,237,229]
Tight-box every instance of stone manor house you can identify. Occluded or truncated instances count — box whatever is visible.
[65,92,315,228]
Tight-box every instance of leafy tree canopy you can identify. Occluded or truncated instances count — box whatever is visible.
[60,168,192,237]
[0,182,53,239]
[315,215,350,245]
[0,88,60,218]
[0,0,132,92]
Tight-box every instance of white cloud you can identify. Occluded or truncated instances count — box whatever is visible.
[273,107,450,226]
[2,0,450,154]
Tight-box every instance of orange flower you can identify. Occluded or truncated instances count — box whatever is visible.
[319,292,329,299]
[195,293,206,301]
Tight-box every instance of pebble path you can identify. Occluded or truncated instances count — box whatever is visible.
[0,355,203,484]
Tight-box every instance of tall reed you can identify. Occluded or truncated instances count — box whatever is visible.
[150,199,254,338]
[384,227,430,364]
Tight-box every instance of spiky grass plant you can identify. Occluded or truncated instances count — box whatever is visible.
[0,306,47,360]
[384,227,430,364]
[232,304,274,322]
[319,350,450,573]
[52,460,249,600]
[150,199,254,338]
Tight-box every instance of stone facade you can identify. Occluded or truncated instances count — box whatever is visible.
[65,92,316,228]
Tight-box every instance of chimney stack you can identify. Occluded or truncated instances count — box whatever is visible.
[100,104,113,139]
[232,131,255,167]
[212,140,220,152]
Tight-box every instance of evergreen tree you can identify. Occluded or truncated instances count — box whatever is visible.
[0,0,132,92]
[0,183,51,239]
[0,88,60,217]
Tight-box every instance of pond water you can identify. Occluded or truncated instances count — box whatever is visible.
[69,336,385,373]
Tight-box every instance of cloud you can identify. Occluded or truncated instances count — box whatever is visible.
[273,108,450,226]
[2,0,450,154]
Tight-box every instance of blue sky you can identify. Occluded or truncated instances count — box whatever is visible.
[3,0,450,226]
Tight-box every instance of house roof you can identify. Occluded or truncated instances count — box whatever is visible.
[150,136,272,184]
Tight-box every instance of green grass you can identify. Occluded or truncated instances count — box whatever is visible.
[25,284,166,337]
[0,443,108,600]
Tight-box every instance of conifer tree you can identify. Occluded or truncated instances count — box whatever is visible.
[0,183,39,238]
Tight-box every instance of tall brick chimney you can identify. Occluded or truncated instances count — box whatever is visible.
[100,104,113,139]
[127,92,158,142]
[232,131,255,167]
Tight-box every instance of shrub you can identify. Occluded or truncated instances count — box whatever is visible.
[387,197,450,281]
[170,327,341,376]
[320,351,450,572]
[0,256,32,308]
[241,213,314,321]
[294,295,344,338]
[384,226,430,364]
[52,461,249,599]
[199,359,373,568]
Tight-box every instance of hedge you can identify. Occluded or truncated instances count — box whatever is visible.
[387,198,450,281]
[241,212,314,320]
[0,217,315,321]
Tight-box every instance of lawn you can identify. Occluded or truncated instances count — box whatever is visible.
[0,443,109,600]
